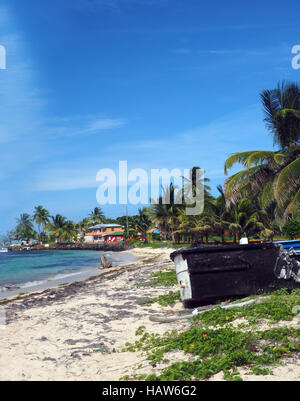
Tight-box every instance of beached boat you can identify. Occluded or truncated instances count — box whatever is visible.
[274,239,300,255]
[170,242,300,307]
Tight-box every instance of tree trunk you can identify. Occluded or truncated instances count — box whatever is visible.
[221,230,225,245]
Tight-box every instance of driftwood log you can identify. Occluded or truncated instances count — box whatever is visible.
[101,255,112,269]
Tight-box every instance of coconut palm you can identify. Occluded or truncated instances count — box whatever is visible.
[224,81,300,223]
[89,207,105,225]
[33,206,50,243]
[77,217,92,234]
[135,208,153,243]
[261,81,300,148]
[211,185,231,244]
[182,166,215,214]
[60,220,77,243]
[227,198,264,243]
[15,213,35,242]
[46,214,68,244]
[149,183,184,241]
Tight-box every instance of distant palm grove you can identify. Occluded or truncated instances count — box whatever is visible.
[1,81,300,246]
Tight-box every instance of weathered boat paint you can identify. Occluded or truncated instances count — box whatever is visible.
[170,243,300,306]
[274,239,300,253]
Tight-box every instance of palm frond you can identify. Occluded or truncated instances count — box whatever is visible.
[224,166,262,201]
[284,187,300,218]
[274,158,300,207]
[224,151,260,175]
[260,178,276,209]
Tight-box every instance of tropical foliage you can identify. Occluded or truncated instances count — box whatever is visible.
[89,207,105,225]
[135,208,153,243]
[46,215,77,244]
[33,206,50,243]
[224,81,300,225]
[14,214,36,242]
[5,82,300,245]
[282,218,300,239]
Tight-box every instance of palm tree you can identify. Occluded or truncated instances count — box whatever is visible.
[46,214,68,244]
[77,217,92,234]
[227,198,264,243]
[261,81,300,148]
[15,213,35,242]
[176,214,213,244]
[183,166,215,214]
[60,220,77,243]
[224,81,300,224]
[211,185,230,244]
[148,202,170,240]
[33,206,50,243]
[149,183,184,242]
[134,208,153,243]
[89,207,105,225]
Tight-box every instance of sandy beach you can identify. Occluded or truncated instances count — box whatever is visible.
[0,247,299,381]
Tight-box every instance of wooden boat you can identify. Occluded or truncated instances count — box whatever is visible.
[274,239,300,255]
[170,242,300,307]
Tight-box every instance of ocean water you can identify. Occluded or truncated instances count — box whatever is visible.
[0,250,135,294]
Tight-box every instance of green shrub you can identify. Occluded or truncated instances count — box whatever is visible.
[282,218,300,239]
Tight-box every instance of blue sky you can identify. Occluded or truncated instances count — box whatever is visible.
[1,0,300,233]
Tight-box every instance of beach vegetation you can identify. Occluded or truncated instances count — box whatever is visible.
[136,267,177,287]
[138,291,181,307]
[282,218,300,239]
[121,289,300,381]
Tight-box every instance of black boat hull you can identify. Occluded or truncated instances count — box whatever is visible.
[170,243,300,307]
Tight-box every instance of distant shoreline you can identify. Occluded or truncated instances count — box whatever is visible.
[8,243,135,253]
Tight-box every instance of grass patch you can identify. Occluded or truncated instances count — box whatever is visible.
[121,289,300,381]
[138,291,181,307]
[193,288,300,327]
[136,268,177,287]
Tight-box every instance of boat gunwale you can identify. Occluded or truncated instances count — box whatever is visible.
[170,242,282,261]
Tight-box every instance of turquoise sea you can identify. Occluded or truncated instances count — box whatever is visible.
[0,250,134,294]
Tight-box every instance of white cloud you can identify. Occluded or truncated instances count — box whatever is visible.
[41,116,126,139]
[78,118,126,134]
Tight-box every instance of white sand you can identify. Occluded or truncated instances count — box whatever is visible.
[0,247,298,381]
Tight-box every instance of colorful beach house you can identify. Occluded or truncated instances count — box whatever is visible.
[84,224,125,243]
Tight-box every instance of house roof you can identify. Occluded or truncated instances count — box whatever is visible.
[88,224,123,230]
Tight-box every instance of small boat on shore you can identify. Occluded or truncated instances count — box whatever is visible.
[170,242,300,307]
[274,239,300,254]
